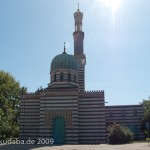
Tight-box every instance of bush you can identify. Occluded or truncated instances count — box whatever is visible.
[107,123,134,144]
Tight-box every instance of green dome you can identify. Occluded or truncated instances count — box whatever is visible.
[51,52,78,71]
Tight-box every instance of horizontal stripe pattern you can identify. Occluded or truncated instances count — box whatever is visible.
[106,105,144,139]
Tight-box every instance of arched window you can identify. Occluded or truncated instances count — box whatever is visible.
[60,73,64,81]
[54,74,56,82]
[68,73,71,81]
[74,75,76,83]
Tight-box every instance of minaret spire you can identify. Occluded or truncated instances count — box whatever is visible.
[63,42,66,54]
[73,5,84,56]
[78,3,80,11]
[74,5,83,32]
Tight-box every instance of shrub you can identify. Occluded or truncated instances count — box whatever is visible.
[107,123,134,144]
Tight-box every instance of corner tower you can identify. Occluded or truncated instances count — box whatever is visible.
[73,5,86,92]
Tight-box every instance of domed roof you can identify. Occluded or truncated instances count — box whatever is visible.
[51,52,78,72]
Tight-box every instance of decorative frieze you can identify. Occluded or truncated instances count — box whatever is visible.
[45,110,72,127]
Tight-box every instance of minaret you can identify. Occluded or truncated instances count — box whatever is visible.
[73,4,86,92]
[73,4,84,56]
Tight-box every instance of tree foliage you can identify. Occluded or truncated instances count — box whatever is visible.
[141,98,150,121]
[0,70,27,139]
[141,98,150,136]
[107,123,134,144]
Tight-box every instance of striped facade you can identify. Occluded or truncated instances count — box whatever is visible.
[106,105,144,140]
[19,88,106,144]
[19,90,145,143]
[79,91,106,144]
[19,94,40,139]
[74,55,85,92]
[19,7,145,144]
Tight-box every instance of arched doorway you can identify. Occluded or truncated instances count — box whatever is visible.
[52,117,65,144]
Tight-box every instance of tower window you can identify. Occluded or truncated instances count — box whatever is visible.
[109,111,113,117]
[134,110,137,116]
[54,74,56,82]
[122,110,125,117]
[68,73,71,81]
[60,73,64,81]
[74,75,76,83]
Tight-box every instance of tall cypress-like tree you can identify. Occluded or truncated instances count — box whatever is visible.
[0,70,27,139]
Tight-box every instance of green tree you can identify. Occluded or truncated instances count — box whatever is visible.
[141,98,150,137]
[141,98,150,121]
[107,123,134,144]
[0,70,27,139]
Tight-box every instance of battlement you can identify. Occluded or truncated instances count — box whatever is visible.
[80,90,104,98]
[84,90,104,93]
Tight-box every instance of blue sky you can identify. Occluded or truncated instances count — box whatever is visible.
[0,0,150,105]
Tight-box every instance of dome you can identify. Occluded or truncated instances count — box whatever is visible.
[51,52,78,72]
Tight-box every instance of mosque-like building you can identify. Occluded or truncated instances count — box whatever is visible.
[19,7,144,144]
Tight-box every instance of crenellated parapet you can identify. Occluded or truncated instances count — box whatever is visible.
[21,87,80,99]
[80,90,104,98]
[84,90,104,93]
[21,92,40,99]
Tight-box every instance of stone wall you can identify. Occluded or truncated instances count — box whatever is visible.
[38,89,79,144]
[78,91,106,144]
[19,94,40,139]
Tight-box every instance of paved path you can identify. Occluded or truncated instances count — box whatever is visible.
[0,143,149,150]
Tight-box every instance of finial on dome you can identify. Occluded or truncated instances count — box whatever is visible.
[63,42,66,54]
